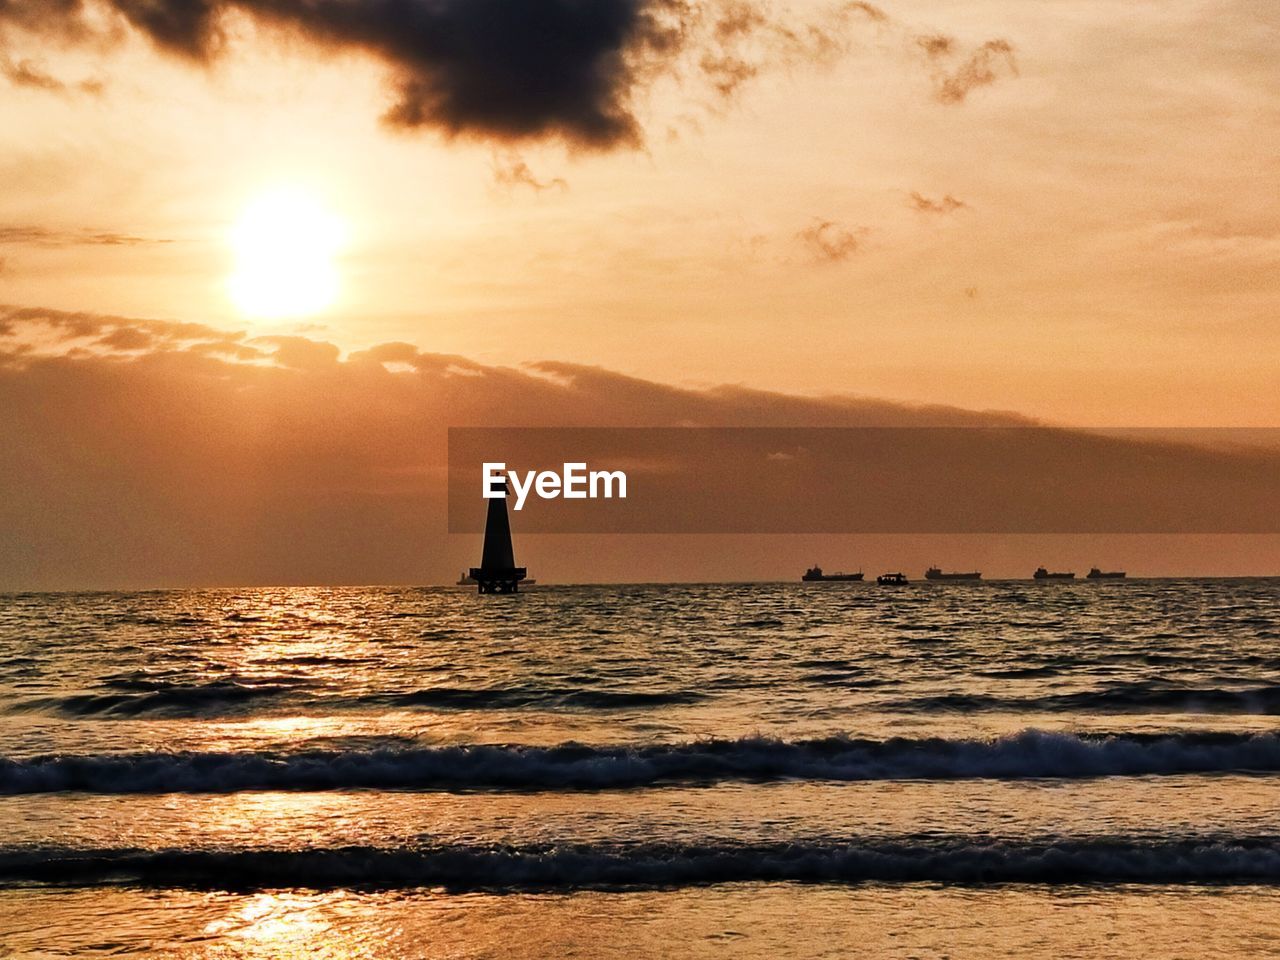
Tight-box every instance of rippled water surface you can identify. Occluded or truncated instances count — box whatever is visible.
[1,579,1278,957]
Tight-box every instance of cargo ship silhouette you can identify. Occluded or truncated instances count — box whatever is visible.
[801,565,864,582]
[1087,568,1126,579]
[1033,567,1075,580]
[925,567,981,581]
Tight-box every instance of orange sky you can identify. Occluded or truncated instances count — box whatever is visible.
[0,305,1275,588]
[0,0,1277,586]
[1,0,1275,426]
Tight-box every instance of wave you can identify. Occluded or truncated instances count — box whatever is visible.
[8,684,702,719]
[3,837,1279,889]
[16,680,1280,720]
[386,688,701,710]
[5,730,1280,794]
[13,681,296,719]
[897,683,1280,714]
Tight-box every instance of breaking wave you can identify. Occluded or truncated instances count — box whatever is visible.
[5,730,1280,794]
[3,837,1279,889]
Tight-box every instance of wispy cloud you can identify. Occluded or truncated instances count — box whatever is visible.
[0,55,102,95]
[909,191,967,214]
[918,35,1018,105]
[0,306,239,356]
[696,0,890,103]
[491,151,569,193]
[0,226,167,247]
[797,218,867,262]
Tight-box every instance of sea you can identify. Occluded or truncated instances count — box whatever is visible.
[1,579,1279,958]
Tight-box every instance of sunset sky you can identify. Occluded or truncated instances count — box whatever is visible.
[1,0,1277,586]
[3,0,1275,423]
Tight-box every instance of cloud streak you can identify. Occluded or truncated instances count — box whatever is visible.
[0,54,102,94]
[0,305,239,352]
[919,35,1018,105]
[909,191,967,214]
[0,226,166,247]
[797,218,866,262]
[491,151,569,193]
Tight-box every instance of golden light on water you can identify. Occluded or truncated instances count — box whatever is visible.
[228,187,346,320]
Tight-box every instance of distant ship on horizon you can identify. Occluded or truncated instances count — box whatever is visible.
[877,572,910,585]
[801,565,864,582]
[1086,568,1126,579]
[925,567,982,581]
[1034,567,1075,580]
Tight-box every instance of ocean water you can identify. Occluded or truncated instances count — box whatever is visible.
[1,579,1279,958]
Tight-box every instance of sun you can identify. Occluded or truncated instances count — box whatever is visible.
[228,187,346,319]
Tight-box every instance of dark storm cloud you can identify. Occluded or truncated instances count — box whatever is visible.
[0,0,681,147]
[0,0,1020,144]
[797,218,865,262]
[339,0,673,145]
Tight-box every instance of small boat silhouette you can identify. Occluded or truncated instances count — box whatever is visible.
[877,572,910,585]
